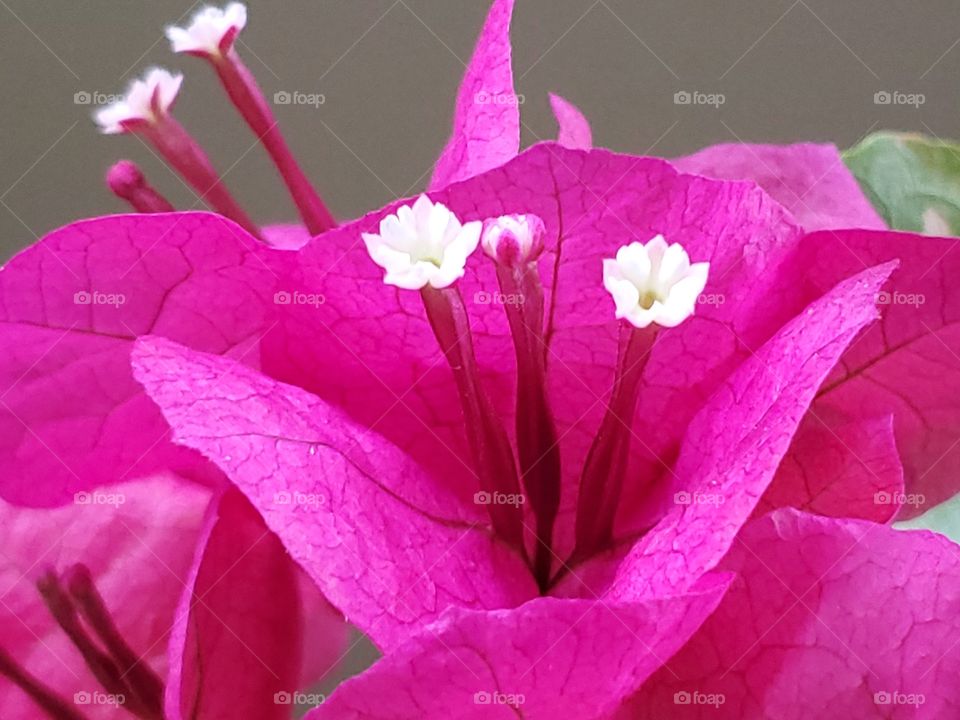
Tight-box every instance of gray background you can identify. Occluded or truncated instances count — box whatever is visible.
[2,0,959,261]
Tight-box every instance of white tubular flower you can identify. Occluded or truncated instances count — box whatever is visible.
[603,236,709,328]
[166,3,247,57]
[94,68,183,134]
[481,213,545,267]
[362,195,482,290]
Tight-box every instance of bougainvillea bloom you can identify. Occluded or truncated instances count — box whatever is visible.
[4,0,960,718]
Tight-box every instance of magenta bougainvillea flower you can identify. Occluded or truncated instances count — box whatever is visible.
[3,0,960,718]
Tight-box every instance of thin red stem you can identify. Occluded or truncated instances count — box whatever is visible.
[574,324,656,558]
[496,263,561,590]
[421,285,526,550]
[211,49,336,234]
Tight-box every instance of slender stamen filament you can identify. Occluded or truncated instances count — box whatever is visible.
[495,262,561,590]
[0,647,89,720]
[31,567,165,720]
[208,49,337,234]
[64,565,165,716]
[37,571,131,702]
[421,285,526,550]
[140,114,261,239]
[573,325,656,559]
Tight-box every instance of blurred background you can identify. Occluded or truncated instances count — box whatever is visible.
[2,0,959,261]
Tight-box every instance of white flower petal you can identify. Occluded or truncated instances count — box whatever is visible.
[363,197,480,290]
[167,2,247,55]
[602,237,709,329]
[94,68,182,134]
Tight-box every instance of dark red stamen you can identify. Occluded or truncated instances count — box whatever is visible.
[37,570,130,702]
[421,285,526,550]
[495,261,561,590]
[0,646,89,720]
[574,324,656,558]
[64,565,164,716]
[107,160,175,213]
[33,567,164,720]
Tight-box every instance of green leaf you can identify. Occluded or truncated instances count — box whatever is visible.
[843,131,960,234]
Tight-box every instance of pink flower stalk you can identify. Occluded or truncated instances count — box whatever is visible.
[2,0,960,717]
[166,3,337,234]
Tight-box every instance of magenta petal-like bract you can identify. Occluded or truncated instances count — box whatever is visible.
[674,143,886,231]
[164,489,333,720]
[0,213,281,506]
[620,510,960,719]
[309,576,731,720]
[759,415,904,522]
[604,262,895,601]
[131,335,537,651]
[549,92,593,150]
[778,228,960,516]
[429,0,519,190]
